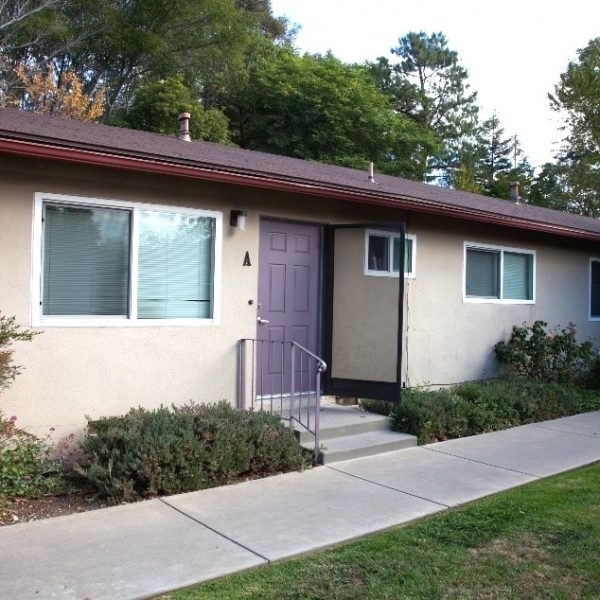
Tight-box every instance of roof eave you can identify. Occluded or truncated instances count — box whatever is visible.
[1,135,599,242]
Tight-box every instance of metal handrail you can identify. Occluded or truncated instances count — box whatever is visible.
[238,338,327,463]
[291,342,327,462]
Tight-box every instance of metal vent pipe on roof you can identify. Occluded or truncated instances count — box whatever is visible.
[178,112,191,142]
[368,161,375,183]
[509,181,520,204]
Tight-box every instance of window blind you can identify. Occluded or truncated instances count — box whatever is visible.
[137,211,215,319]
[466,248,499,298]
[42,204,130,315]
[503,252,532,300]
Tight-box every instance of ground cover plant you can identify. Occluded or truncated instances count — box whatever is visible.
[77,402,311,503]
[0,415,68,498]
[390,377,600,444]
[158,463,600,599]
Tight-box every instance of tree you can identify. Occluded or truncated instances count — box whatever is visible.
[488,136,534,201]
[0,0,60,33]
[0,0,68,105]
[476,114,512,192]
[529,162,571,210]
[472,116,533,199]
[370,32,479,181]
[548,37,600,216]
[235,0,288,40]
[227,49,419,171]
[11,63,104,120]
[122,75,230,144]
[1,0,289,120]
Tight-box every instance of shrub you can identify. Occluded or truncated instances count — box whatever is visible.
[0,313,37,394]
[0,413,65,497]
[391,378,600,444]
[77,402,309,503]
[358,399,392,416]
[494,321,595,384]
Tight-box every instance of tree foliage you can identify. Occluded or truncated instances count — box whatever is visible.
[371,32,479,181]
[228,49,418,170]
[121,75,230,143]
[547,37,600,215]
[11,63,104,120]
[1,0,289,119]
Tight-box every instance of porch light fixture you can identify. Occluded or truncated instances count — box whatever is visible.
[230,209,247,230]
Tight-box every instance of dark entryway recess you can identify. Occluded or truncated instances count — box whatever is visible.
[322,223,405,403]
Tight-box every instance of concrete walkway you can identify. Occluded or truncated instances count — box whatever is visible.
[1,411,599,600]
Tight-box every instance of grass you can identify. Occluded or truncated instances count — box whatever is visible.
[158,463,600,599]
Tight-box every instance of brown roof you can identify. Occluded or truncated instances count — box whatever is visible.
[1,108,599,241]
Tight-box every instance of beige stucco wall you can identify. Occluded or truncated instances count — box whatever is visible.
[2,155,600,436]
[405,214,599,387]
[330,210,600,389]
[0,156,370,436]
[332,228,399,382]
[1,159,260,436]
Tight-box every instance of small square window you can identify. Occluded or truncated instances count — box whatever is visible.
[365,230,415,278]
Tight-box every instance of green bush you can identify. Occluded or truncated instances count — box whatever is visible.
[494,321,595,384]
[358,399,392,416]
[77,402,309,503]
[0,313,37,393]
[0,413,65,497]
[391,378,600,444]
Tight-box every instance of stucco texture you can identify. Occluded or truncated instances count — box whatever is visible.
[1,155,599,436]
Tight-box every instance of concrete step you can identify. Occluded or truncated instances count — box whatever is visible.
[293,406,391,444]
[306,430,417,464]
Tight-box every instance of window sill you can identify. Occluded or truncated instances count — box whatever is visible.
[365,271,415,279]
[463,297,535,305]
[32,317,220,327]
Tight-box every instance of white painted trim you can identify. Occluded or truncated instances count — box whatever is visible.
[32,192,222,327]
[462,241,536,305]
[364,229,416,278]
[589,257,600,321]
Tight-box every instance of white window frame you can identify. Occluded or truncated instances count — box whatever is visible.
[364,229,416,278]
[589,257,600,321]
[463,242,536,304]
[31,193,222,327]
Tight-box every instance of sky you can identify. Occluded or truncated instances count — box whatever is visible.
[270,0,600,171]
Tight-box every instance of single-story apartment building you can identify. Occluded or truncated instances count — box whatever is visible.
[1,108,600,437]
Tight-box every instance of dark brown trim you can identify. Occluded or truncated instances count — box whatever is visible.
[326,378,400,403]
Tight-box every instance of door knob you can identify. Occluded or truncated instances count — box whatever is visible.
[257,317,270,324]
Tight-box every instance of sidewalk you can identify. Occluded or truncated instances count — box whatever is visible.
[1,411,599,600]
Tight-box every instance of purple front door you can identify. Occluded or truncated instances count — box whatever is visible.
[257,220,321,396]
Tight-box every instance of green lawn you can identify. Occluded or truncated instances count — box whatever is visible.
[159,463,600,599]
